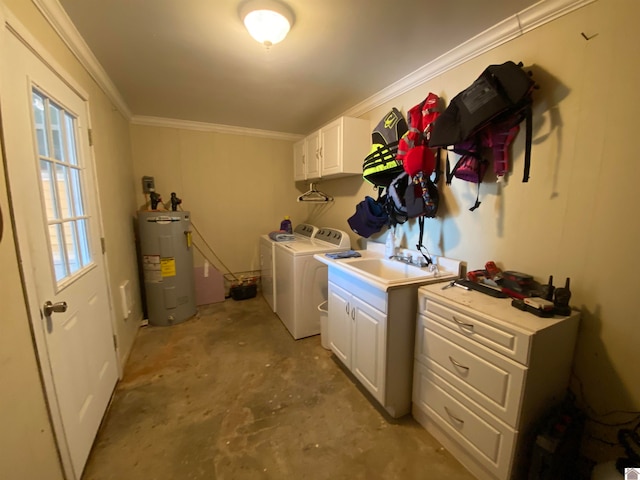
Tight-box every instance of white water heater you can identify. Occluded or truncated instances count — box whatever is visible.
[138,211,196,326]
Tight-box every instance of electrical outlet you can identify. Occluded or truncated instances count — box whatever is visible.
[142,176,155,193]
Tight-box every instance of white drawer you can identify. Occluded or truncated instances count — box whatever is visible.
[413,362,516,480]
[416,315,526,426]
[419,294,530,364]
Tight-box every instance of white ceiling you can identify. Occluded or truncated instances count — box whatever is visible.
[57,0,539,135]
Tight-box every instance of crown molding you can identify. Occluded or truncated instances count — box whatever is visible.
[131,116,304,142]
[31,0,131,119]
[31,0,594,136]
[517,0,596,34]
[344,0,597,118]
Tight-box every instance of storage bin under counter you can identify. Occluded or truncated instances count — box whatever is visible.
[412,283,580,480]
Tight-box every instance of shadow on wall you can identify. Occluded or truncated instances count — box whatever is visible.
[459,64,570,237]
[294,180,338,226]
[571,304,637,463]
[299,174,365,233]
[443,64,570,237]
[528,64,571,200]
[132,215,149,319]
[295,176,363,199]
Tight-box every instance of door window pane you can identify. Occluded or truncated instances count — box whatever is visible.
[76,219,91,267]
[49,224,67,281]
[70,168,84,216]
[49,102,64,161]
[32,87,93,285]
[63,222,80,274]
[56,164,73,218]
[65,113,78,166]
[32,92,49,157]
[40,160,59,220]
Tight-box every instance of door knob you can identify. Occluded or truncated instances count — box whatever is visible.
[43,300,67,317]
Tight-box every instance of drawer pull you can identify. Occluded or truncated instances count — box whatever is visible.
[444,406,465,426]
[449,356,470,372]
[452,315,474,330]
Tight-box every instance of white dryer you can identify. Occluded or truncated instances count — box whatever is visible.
[259,223,317,312]
[274,228,351,339]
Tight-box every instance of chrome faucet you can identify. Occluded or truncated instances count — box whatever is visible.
[388,253,440,274]
[389,254,412,264]
[389,254,435,269]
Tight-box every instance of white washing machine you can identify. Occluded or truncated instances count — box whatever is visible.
[274,228,351,339]
[259,223,318,312]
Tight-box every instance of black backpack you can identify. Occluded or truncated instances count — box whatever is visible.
[429,61,536,210]
[384,171,410,227]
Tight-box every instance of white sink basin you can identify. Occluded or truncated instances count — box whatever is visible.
[342,258,437,284]
[314,250,461,290]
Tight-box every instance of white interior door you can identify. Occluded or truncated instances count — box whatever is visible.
[1,31,118,478]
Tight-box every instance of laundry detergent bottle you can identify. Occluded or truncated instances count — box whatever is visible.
[280,216,292,234]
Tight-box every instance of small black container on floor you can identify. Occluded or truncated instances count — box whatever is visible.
[229,283,257,301]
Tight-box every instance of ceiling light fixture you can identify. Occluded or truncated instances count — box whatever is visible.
[240,0,295,47]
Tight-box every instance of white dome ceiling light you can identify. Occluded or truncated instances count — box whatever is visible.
[240,0,295,47]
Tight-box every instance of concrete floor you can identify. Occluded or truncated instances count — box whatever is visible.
[82,295,476,480]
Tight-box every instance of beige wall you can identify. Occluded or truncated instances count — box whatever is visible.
[130,125,310,274]
[0,0,141,477]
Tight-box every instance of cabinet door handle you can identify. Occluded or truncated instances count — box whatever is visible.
[449,356,470,372]
[452,315,474,330]
[351,307,356,320]
[346,302,350,315]
[444,406,465,426]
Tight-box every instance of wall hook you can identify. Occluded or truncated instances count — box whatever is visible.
[581,32,598,40]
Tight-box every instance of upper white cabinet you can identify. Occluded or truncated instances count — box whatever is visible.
[293,132,320,181]
[293,138,306,181]
[293,116,370,181]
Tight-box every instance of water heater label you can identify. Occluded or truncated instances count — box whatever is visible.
[161,258,176,277]
[146,216,181,224]
[142,254,162,283]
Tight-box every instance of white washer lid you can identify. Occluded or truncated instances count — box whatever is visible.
[277,228,351,255]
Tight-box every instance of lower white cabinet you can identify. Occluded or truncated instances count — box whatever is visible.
[328,281,386,403]
[412,284,580,480]
[326,268,428,418]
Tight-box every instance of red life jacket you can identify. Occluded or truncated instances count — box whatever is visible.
[396,92,440,177]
